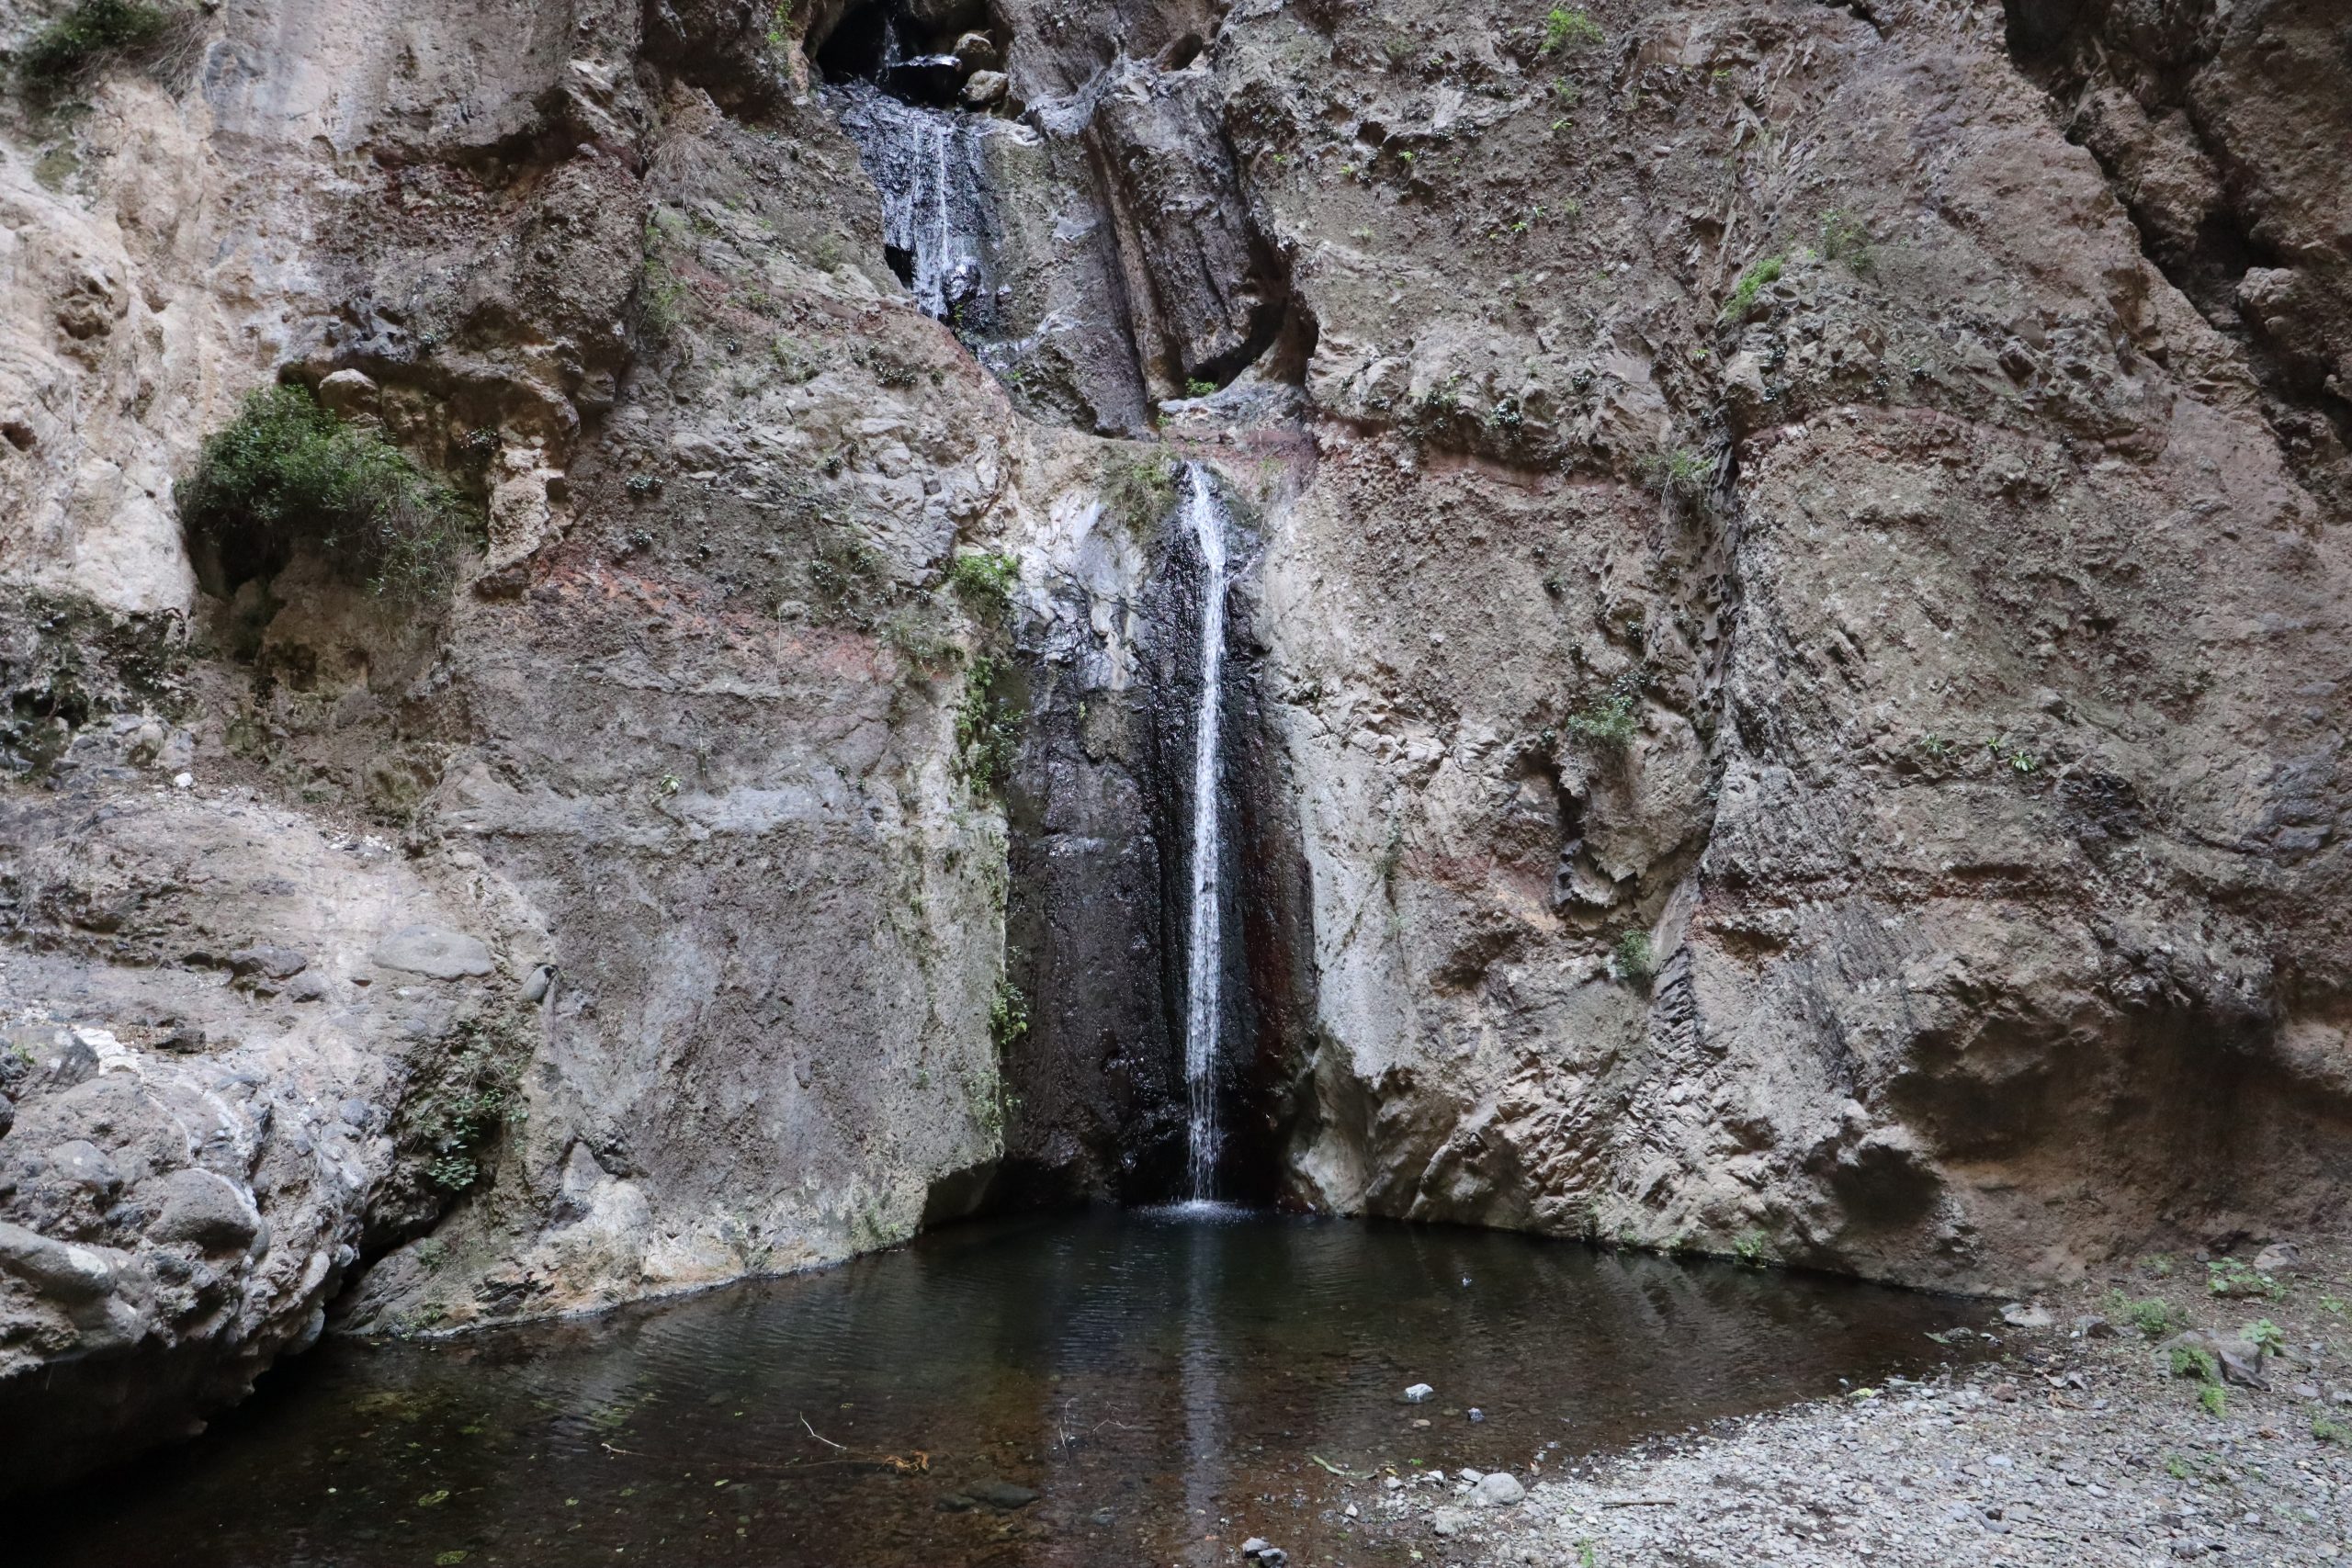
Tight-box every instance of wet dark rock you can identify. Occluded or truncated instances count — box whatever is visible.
[967,1479,1039,1509]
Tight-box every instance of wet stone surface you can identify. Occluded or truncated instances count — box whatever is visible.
[25,1209,1984,1566]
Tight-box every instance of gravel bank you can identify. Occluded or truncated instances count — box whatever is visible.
[1413,1247,2352,1567]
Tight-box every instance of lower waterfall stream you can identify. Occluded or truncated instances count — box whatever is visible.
[27,1210,1985,1568]
[1180,464,1231,1202]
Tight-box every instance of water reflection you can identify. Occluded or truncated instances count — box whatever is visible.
[27,1210,1984,1566]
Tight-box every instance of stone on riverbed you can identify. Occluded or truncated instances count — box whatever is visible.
[1469,1471,1526,1506]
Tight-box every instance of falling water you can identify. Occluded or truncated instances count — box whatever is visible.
[831,82,994,327]
[1181,464,1230,1201]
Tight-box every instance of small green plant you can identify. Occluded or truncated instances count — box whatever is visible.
[2208,1258,2282,1300]
[2243,1318,2285,1357]
[2199,1383,2228,1417]
[2145,1253,2176,1278]
[2314,1413,2348,1445]
[1917,731,1952,761]
[408,1019,529,1195]
[1719,254,1785,321]
[2163,1453,2194,1482]
[176,383,472,600]
[945,549,1019,627]
[764,0,793,48]
[1101,449,1179,536]
[2319,1292,2348,1316]
[956,653,1022,795]
[1611,929,1657,988]
[1184,378,1217,398]
[988,977,1029,1050]
[2169,1345,2220,1384]
[1539,7,1605,54]
[1732,1229,1770,1268]
[2107,1292,2185,1340]
[1565,690,1639,749]
[17,0,175,87]
[1577,1539,1599,1567]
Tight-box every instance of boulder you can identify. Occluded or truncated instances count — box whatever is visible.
[960,70,1008,109]
[374,926,496,980]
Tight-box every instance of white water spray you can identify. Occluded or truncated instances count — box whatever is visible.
[1181,464,1230,1201]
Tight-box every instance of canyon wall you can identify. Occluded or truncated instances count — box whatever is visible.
[1,0,2346,1491]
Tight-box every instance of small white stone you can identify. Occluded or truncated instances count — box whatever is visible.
[173,772,193,788]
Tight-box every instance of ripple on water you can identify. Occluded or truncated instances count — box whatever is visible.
[26,1210,1987,1568]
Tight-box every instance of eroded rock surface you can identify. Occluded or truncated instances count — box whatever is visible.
[2,0,2346,1496]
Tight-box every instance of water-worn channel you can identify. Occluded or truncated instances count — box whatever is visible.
[29,1209,1984,1567]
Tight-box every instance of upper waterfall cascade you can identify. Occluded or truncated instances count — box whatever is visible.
[1181,463,1231,1201]
[832,81,995,327]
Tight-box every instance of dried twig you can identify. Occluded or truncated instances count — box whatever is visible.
[798,1414,847,1451]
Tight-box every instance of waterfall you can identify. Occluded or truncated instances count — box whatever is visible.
[831,82,993,328]
[1181,464,1230,1202]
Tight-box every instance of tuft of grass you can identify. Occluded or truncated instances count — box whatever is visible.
[1818,209,1876,276]
[2198,1383,2227,1418]
[944,549,1019,628]
[1640,445,1713,499]
[1719,254,1785,322]
[1539,7,1604,54]
[17,0,174,88]
[1100,448,1179,536]
[176,383,473,600]
[2315,1413,2348,1445]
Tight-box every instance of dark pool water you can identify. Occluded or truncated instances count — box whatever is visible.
[27,1208,1987,1567]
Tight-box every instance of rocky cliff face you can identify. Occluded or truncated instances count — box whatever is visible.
[1,0,2345,1493]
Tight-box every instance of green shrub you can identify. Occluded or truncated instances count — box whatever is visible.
[2198,1384,2227,1417]
[1719,254,1785,322]
[17,0,174,87]
[1540,7,1604,54]
[176,383,472,599]
[945,549,1019,627]
[2243,1317,2285,1357]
